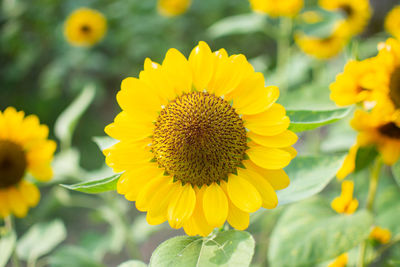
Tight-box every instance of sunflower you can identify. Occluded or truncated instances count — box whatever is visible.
[249,0,303,18]
[385,6,400,41]
[64,8,107,47]
[337,109,400,179]
[330,57,385,106]
[319,0,371,36]
[158,0,191,17]
[0,107,56,218]
[104,41,297,236]
[295,28,349,60]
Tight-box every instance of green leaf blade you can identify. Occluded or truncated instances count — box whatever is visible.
[61,174,120,194]
[149,230,255,267]
[287,107,352,132]
[278,153,346,205]
[0,230,16,267]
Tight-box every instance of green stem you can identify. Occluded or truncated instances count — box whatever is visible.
[357,157,383,267]
[5,217,20,267]
[276,17,293,92]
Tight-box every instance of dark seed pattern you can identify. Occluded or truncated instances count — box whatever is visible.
[0,140,27,188]
[389,66,400,108]
[378,122,400,139]
[152,92,247,187]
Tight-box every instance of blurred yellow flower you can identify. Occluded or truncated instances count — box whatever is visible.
[370,226,391,244]
[330,57,384,106]
[104,41,297,236]
[158,0,191,17]
[331,181,358,214]
[64,8,107,47]
[337,109,400,179]
[295,29,349,60]
[0,107,56,218]
[328,253,348,267]
[249,0,303,17]
[319,0,371,36]
[385,5,400,40]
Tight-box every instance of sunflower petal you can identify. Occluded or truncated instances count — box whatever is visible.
[203,182,228,227]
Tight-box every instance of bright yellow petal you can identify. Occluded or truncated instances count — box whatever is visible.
[135,175,166,211]
[6,187,28,218]
[162,48,193,95]
[226,174,262,213]
[105,111,153,142]
[336,144,358,180]
[117,77,161,122]
[140,58,177,103]
[247,144,292,169]
[379,142,400,165]
[244,160,290,190]
[167,182,196,229]
[29,163,53,182]
[202,182,228,227]
[226,200,249,231]
[244,104,290,136]
[238,168,278,209]
[18,181,40,207]
[189,41,215,91]
[248,130,297,148]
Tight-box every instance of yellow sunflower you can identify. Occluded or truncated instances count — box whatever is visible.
[319,0,371,36]
[249,0,303,18]
[295,28,349,60]
[0,107,56,218]
[330,57,385,106]
[64,8,107,47]
[370,226,391,244]
[104,41,297,236]
[337,109,400,179]
[158,0,191,17]
[385,5,400,40]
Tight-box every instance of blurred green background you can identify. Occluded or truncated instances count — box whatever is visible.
[1,0,400,266]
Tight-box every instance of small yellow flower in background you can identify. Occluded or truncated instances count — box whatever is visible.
[249,0,304,18]
[331,181,358,214]
[299,10,324,24]
[385,5,400,40]
[370,226,391,244]
[295,29,349,60]
[330,57,384,106]
[319,0,372,36]
[0,107,56,218]
[158,0,191,17]
[328,253,348,267]
[104,41,297,236]
[337,110,400,179]
[64,8,107,47]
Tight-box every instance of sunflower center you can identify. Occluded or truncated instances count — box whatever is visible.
[80,25,91,34]
[0,140,27,188]
[152,92,247,187]
[389,66,400,108]
[378,122,400,139]
[340,4,354,18]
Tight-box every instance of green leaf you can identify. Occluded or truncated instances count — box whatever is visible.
[93,136,118,152]
[376,183,400,235]
[0,230,16,267]
[268,199,373,267]
[118,260,147,267]
[287,107,352,132]
[61,174,120,194]
[17,220,66,262]
[278,153,346,205]
[48,246,105,267]
[55,84,96,148]
[355,146,378,173]
[149,230,255,267]
[207,13,268,39]
[392,160,400,187]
